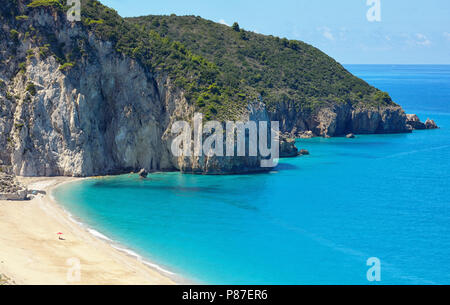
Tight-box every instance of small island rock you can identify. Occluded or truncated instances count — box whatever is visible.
[138,168,148,178]
[406,114,438,130]
[298,149,310,156]
[280,136,299,158]
[425,119,438,129]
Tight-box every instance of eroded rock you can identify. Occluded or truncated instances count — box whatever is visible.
[406,114,439,130]
[138,168,148,178]
[280,136,299,158]
[425,119,438,129]
[299,149,310,156]
[0,173,28,200]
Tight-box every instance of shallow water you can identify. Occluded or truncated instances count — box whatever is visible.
[53,65,450,284]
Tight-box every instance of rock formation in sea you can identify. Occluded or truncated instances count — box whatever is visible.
[280,137,299,158]
[406,114,439,130]
[0,1,436,176]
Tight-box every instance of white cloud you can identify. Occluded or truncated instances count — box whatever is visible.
[415,33,431,46]
[218,19,229,26]
[318,26,335,41]
[444,32,450,41]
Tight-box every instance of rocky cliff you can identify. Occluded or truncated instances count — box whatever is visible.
[269,101,411,138]
[0,1,418,177]
[1,3,188,176]
[1,1,285,176]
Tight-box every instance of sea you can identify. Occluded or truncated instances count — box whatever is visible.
[53,65,450,284]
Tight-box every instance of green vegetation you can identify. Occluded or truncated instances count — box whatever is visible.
[232,22,240,32]
[15,15,29,20]
[26,82,37,96]
[26,49,35,59]
[5,92,15,101]
[9,29,19,41]
[58,62,75,71]
[128,15,396,114]
[83,18,104,25]
[18,62,26,74]
[27,0,62,8]
[79,0,243,119]
[39,44,51,59]
[4,0,394,120]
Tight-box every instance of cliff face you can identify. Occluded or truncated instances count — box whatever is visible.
[0,7,191,176]
[269,101,411,138]
[0,2,412,177]
[0,5,281,176]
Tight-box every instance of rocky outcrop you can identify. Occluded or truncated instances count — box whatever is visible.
[425,119,438,129]
[406,114,439,130]
[269,101,412,138]
[280,136,299,158]
[0,173,27,200]
[138,168,149,178]
[406,114,426,129]
[298,149,310,156]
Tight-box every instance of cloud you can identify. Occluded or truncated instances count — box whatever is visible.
[444,32,450,41]
[415,33,431,46]
[317,26,335,41]
[218,19,229,26]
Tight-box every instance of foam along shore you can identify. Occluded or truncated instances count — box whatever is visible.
[0,177,176,285]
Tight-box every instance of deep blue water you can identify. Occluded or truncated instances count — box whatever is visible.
[53,65,450,284]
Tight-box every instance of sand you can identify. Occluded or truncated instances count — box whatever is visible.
[0,177,176,285]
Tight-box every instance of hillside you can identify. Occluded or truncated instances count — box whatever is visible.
[0,0,411,177]
[125,14,410,136]
[127,15,395,113]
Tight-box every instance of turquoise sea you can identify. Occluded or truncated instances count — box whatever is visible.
[53,65,450,284]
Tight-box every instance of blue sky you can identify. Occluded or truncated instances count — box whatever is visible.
[100,0,450,64]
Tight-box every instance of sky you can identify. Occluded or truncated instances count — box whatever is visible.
[100,0,450,64]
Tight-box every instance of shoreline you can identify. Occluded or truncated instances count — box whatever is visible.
[0,176,178,285]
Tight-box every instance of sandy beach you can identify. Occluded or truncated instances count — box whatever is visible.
[0,177,175,285]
